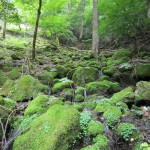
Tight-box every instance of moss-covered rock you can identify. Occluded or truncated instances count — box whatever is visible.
[24,95,49,116]
[135,64,150,79]
[98,75,110,81]
[0,79,14,96]
[112,49,132,59]
[60,88,73,101]
[75,94,85,102]
[13,105,80,150]
[111,87,135,103]
[72,67,99,85]
[134,142,150,150]
[8,68,21,80]
[87,120,104,136]
[56,65,67,78]
[103,106,122,127]
[102,65,115,76]
[52,78,74,94]
[0,70,8,86]
[10,75,48,102]
[86,80,120,95]
[135,81,150,101]
[117,123,137,141]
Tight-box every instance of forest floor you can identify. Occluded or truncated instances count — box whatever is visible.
[0,31,150,150]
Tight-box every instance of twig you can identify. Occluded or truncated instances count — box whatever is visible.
[0,105,12,112]
[0,119,6,147]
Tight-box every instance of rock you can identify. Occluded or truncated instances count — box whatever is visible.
[8,68,21,80]
[86,80,120,95]
[56,65,67,78]
[72,67,99,85]
[52,78,74,94]
[13,105,80,150]
[135,64,150,79]
[112,49,132,59]
[135,81,150,101]
[103,106,122,127]
[111,87,135,103]
[87,120,104,136]
[0,80,14,96]
[10,75,48,102]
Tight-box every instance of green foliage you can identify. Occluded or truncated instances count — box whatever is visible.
[117,123,136,141]
[8,68,21,80]
[119,63,133,70]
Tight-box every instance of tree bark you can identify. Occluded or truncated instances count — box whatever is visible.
[148,0,150,19]
[92,0,99,56]
[2,21,6,39]
[32,0,42,60]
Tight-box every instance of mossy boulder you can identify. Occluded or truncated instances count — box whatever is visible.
[74,87,85,102]
[60,88,73,101]
[115,56,130,65]
[52,78,74,94]
[135,81,150,102]
[24,95,49,116]
[102,65,115,76]
[112,49,132,59]
[135,64,150,79]
[75,94,85,102]
[13,105,80,150]
[87,120,104,136]
[0,80,14,96]
[56,65,67,78]
[111,87,135,103]
[103,106,122,127]
[86,80,120,95]
[8,68,21,80]
[10,75,48,102]
[72,67,99,85]
[0,71,8,86]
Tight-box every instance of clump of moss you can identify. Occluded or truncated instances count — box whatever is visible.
[87,120,104,136]
[98,75,110,81]
[102,65,115,76]
[24,95,49,116]
[86,80,120,95]
[60,88,73,101]
[72,67,99,85]
[117,123,137,141]
[103,106,122,127]
[74,87,85,102]
[111,87,135,103]
[112,49,132,59]
[115,56,130,65]
[0,70,8,86]
[52,78,74,94]
[56,65,67,78]
[8,68,21,80]
[13,105,80,150]
[134,142,150,150]
[0,80,14,96]
[135,64,150,79]
[135,81,150,101]
[10,75,48,102]
[75,94,84,102]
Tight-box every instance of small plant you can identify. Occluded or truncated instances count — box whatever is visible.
[119,63,132,70]
[79,110,91,137]
[117,123,136,141]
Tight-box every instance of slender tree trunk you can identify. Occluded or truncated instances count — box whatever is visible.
[32,0,42,60]
[92,0,99,56]
[148,0,150,19]
[2,21,6,39]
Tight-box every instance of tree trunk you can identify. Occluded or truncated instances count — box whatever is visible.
[2,21,6,39]
[32,0,42,60]
[92,0,99,56]
[148,0,150,19]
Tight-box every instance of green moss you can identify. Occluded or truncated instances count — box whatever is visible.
[52,78,74,94]
[87,120,104,136]
[10,75,48,102]
[56,65,67,78]
[111,87,135,103]
[135,64,150,78]
[117,123,137,141]
[13,105,80,150]
[112,49,132,59]
[86,80,120,94]
[115,56,130,65]
[103,106,122,127]
[39,71,54,87]
[0,71,8,86]
[0,80,14,96]
[135,81,150,101]
[24,95,49,116]
[93,135,109,144]
[75,86,85,95]
[98,75,110,81]
[94,98,114,113]
[8,68,21,80]
[72,67,99,85]
[75,94,84,102]
[60,88,73,101]
[134,142,150,150]
[102,65,115,76]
